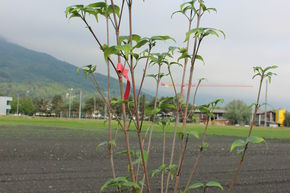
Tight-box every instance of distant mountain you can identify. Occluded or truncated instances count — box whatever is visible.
[0,38,151,99]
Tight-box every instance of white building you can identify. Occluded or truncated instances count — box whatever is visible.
[0,96,13,115]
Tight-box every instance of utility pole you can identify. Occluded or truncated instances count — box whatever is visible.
[68,88,73,118]
[264,79,268,127]
[79,90,82,119]
[16,94,19,115]
[68,94,71,118]
[93,96,96,112]
[104,99,107,118]
[93,96,96,119]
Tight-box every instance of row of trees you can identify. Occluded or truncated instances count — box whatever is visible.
[8,93,252,124]
[9,94,105,117]
[9,94,290,126]
[284,112,290,127]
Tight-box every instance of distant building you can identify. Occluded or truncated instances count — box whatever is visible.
[256,109,286,127]
[194,109,229,125]
[0,96,13,115]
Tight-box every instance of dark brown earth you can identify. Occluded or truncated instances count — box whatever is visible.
[0,125,289,193]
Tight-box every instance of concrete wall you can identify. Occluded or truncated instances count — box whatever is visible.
[0,96,13,115]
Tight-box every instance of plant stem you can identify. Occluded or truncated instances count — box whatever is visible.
[184,119,209,193]
[127,1,151,192]
[227,77,264,193]
[187,78,203,119]
[173,133,190,193]
[180,9,193,99]
[110,0,136,187]
[136,125,151,182]
[105,0,116,179]
[174,4,202,192]
[81,18,117,73]
[164,66,180,193]
[89,75,109,106]
[164,9,194,193]
[140,65,162,193]
[161,127,166,193]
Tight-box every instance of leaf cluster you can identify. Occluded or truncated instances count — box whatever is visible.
[183,181,223,192]
[230,136,265,155]
[252,65,278,83]
[185,27,225,42]
[66,3,120,21]
[100,176,140,193]
[97,140,116,152]
[177,47,204,64]
[197,99,224,118]
[151,164,178,181]
[172,0,217,21]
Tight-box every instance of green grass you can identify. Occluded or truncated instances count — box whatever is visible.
[0,116,290,140]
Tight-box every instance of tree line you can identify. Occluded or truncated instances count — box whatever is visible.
[9,95,105,118]
[7,95,290,126]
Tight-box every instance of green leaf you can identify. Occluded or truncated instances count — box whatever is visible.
[195,55,205,64]
[205,7,217,14]
[132,53,140,61]
[252,65,278,82]
[116,150,137,160]
[177,48,191,62]
[177,132,183,140]
[122,181,140,191]
[150,108,161,116]
[97,141,109,148]
[210,98,224,106]
[107,4,120,17]
[96,140,116,151]
[248,102,257,109]
[171,10,182,18]
[185,28,203,41]
[82,64,97,74]
[230,139,246,153]
[246,136,265,144]
[187,182,204,190]
[159,72,169,79]
[146,74,158,80]
[161,104,176,110]
[111,99,128,105]
[236,148,244,156]
[185,27,225,42]
[168,164,178,180]
[202,142,209,148]
[120,34,141,44]
[151,35,176,42]
[206,181,224,191]
[103,45,118,62]
[88,2,106,8]
[152,164,166,177]
[116,150,129,155]
[100,177,128,193]
[65,5,84,19]
[204,29,219,37]
[198,105,210,114]
[134,39,149,49]
[115,44,133,59]
[189,130,199,139]
[143,150,149,164]
[169,61,183,67]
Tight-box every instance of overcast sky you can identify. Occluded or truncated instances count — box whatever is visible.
[0,0,289,109]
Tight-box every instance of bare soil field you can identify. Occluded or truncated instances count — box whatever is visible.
[0,125,289,193]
